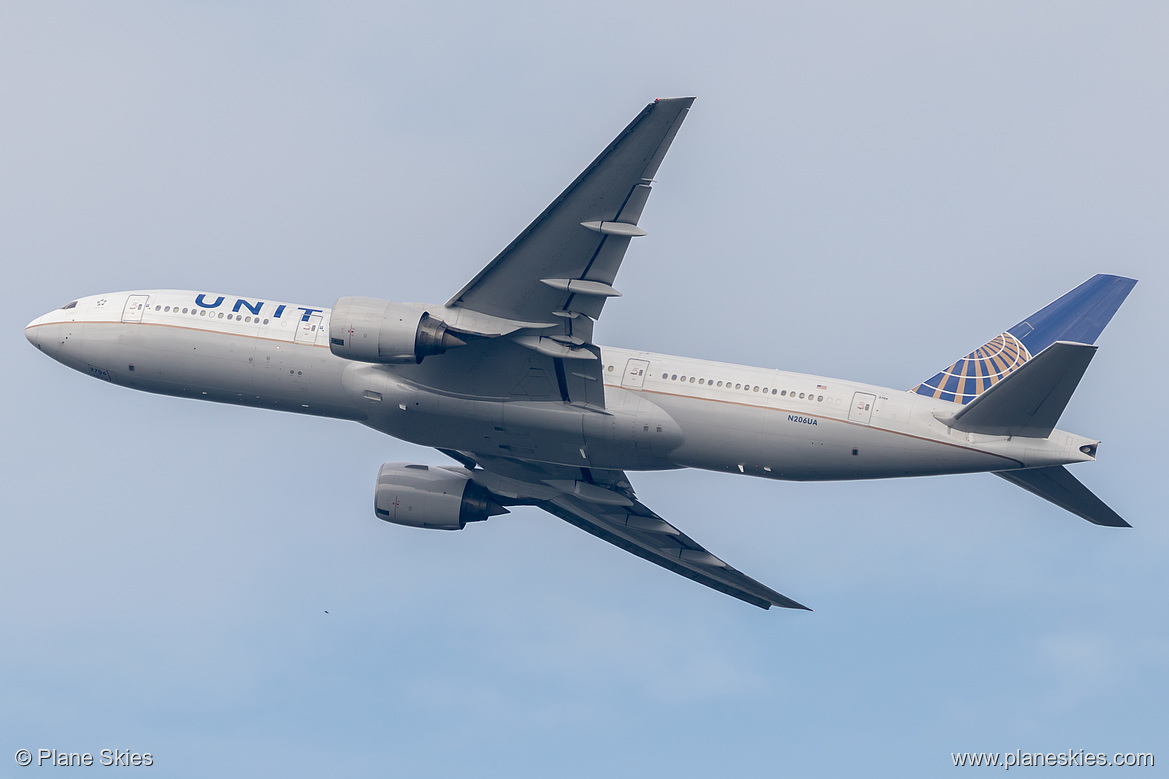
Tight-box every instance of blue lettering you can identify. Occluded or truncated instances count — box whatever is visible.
[297,307,323,322]
[195,294,224,309]
[273,304,287,318]
[232,298,264,315]
[788,414,817,426]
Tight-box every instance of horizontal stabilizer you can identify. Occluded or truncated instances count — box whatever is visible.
[995,466,1129,527]
[945,341,1096,437]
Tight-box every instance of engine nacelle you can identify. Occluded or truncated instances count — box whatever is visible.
[329,297,464,364]
[374,463,500,530]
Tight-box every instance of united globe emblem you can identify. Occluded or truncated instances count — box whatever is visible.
[913,332,1032,404]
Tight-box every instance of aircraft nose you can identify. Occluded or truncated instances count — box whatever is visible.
[25,315,42,349]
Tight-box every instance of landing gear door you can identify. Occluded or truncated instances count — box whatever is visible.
[121,295,149,323]
[849,392,876,424]
[621,359,650,389]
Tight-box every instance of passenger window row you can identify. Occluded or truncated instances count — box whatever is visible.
[656,371,828,402]
[155,304,270,325]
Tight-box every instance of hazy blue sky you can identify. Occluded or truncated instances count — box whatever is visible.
[3,2,1166,776]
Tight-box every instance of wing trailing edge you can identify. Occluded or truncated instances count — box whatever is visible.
[544,496,811,611]
[447,451,809,610]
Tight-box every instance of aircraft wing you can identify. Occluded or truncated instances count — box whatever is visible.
[420,100,802,610]
[447,97,694,327]
[449,451,810,611]
[409,98,693,409]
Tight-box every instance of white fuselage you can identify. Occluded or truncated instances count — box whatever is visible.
[25,290,1099,481]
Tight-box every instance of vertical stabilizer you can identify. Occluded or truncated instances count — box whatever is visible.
[914,275,1136,404]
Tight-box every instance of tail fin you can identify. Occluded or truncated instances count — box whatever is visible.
[913,274,1136,404]
[996,465,1129,527]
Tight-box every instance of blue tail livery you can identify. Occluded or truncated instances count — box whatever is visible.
[913,274,1137,404]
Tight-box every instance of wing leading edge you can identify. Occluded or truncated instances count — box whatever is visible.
[449,452,810,611]
[447,97,695,327]
[411,98,694,410]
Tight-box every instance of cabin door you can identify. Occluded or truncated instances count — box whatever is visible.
[621,359,650,389]
[849,392,876,424]
[121,295,149,323]
[295,315,323,344]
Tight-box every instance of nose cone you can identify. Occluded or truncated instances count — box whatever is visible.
[25,315,43,350]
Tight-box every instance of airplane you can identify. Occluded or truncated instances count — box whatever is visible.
[24,97,1136,611]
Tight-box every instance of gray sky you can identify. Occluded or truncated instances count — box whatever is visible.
[3,2,1166,776]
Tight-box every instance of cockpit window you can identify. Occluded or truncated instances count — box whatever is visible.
[61,301,78,310]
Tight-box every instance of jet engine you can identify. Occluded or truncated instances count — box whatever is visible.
[329,297,465,364]
[373,463,507,530]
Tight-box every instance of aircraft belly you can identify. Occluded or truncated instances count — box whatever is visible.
[355,376,582,463]
[646,391,1017,480]
[248,341,362,419]
[355,379,682,470]
[583,386,684,469]
[64,322,364,420]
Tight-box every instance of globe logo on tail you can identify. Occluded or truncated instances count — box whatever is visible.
[913,332,1031,404]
